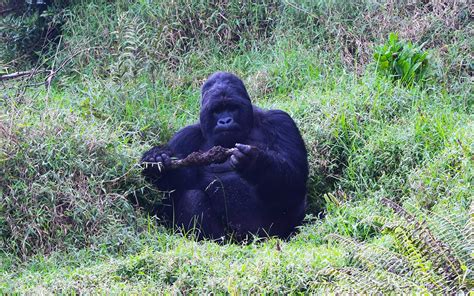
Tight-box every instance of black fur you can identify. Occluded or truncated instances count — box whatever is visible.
[142,72,308,239]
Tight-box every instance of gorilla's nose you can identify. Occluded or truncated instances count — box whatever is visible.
[218,117,233,126]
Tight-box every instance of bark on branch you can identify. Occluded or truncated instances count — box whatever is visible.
[0,8,14,15]
[1,47,100,83]
[0,70,46,81]
[141,146,237,170]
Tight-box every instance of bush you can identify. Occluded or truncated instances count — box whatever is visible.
[0,101,148,257]
[0,0,68,70]
[374,33,431,86]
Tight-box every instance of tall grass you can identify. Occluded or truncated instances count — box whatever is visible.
[1,0,473,293]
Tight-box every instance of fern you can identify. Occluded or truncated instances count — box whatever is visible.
[325,234,425,293]
[463,201,474,287]
[322,198,472,293]
[382,198,464,291]
[112,13,146,80]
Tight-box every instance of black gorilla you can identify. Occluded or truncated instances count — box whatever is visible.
[142,72,308,239]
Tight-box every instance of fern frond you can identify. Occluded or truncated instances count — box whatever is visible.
[112,13,146,80]
[324,199,470,293]
[327,234,422,293]
[462,200,474,286]
[320,266,424,294]
[382,198,468,292]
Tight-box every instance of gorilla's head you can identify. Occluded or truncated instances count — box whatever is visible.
[200,72,254,147]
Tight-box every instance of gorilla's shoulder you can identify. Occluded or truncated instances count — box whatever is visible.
[256,108,297,127]
[174,123,202,136]
[168,124,204,155]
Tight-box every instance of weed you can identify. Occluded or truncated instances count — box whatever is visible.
[374,33,431,86]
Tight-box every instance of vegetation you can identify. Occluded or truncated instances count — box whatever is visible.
[1,0,472,293]
[374,32,431,86]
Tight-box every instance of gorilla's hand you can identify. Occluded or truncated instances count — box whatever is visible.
[230,143,259,171]
[141,147,172,172]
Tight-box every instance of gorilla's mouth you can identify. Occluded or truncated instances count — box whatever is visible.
[214,125,240,134]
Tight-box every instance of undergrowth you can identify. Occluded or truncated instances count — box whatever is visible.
[1,0,472,293]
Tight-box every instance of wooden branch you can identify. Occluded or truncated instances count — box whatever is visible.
[0,70,45,81]
[1,47,100,84]
[141,146,237,170]
[0,8,14,15]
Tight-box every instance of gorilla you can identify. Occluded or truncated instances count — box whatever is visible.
[142,72,308,239]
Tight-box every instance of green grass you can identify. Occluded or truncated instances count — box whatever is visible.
[1,230,348,293]
[1,0,473,293]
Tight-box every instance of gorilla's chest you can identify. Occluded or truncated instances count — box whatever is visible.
[204,159,234,174]
[200,159,245,188]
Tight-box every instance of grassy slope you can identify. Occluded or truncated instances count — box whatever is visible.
[1,0,473,293]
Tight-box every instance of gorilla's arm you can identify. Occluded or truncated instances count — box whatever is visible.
[241,110,308,200]
[141,124,204,191]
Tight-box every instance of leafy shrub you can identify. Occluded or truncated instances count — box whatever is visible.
[0,104,147,258]
[0,2,66,70]
[374,33,430,86]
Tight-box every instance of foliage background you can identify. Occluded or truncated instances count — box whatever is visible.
[0,0,472,293]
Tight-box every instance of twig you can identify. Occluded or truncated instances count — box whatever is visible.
[45,46,102,86]
[2,46,101,88]
[0,8,14,15]
[142,146,237,170]
[0,70,46,81]
[45,36,62,100]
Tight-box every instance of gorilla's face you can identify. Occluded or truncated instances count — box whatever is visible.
[204,98,252,147]
[200,72,253,147]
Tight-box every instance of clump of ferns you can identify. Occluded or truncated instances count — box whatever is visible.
[320,198,473,293]
[112,13,146,81]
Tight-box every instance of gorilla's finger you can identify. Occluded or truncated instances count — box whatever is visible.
[153,155,163,163]
[161,154,172,167]
[232,149,247,161]
[230,155,240,168]
[235,143,250,153]
[236,143,258,157]
[144,152,156,162]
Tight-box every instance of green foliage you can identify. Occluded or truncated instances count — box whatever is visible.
[374,33,431,86]
[0,101,148,257]
[1,0,473,293]
[0,2,67,70]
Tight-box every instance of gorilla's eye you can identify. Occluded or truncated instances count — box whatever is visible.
[212,105,235,115]
[212,109,221,117]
